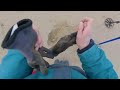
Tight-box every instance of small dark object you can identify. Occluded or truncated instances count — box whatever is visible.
[105,18,120,28]
[38,46,54,59]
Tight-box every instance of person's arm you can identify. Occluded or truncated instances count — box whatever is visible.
[77,39,118,79]
[76,17,118,79]
[0,49,33,79]
[0,28,44,79]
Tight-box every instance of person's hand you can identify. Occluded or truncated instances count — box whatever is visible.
[76,17,93,50]
[33,29,43,51]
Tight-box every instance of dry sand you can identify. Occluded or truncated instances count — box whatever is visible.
[0,11,120,78]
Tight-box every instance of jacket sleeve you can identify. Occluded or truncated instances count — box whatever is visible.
[77,40,118,79]
[0,49,33,79]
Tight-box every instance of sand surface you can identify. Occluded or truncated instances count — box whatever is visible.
[0,11,120,78]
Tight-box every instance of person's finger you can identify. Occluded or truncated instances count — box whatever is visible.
[35,46,39,51]
[39,42,43,47]
[34,29,43,47]
[85,18,93,30]
[37,31,43,43]
[33,28,40,40]
[83,18,93,35]
[33,30,39,41]
[32,26,43,49]
[35,39,43,48]
[83,21,87,31]
[82,17,89,23]
[78,22,84,32]
[35,43,38,47]
[35,29,39,36]
[35,43,39,50]
[83,17,92,22]
[81,17,91,31]
[37,35,43,47]
[33,28,38,34]
[77,22,84,38]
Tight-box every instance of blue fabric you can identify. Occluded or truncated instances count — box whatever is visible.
[77,44,118,79]
[0,44,118,79]
[0,50,33,79]
[77,39,94,54]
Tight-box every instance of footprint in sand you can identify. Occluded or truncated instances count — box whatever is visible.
[47,21,76,46]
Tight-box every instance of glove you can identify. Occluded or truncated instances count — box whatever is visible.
[1,19,49,75]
